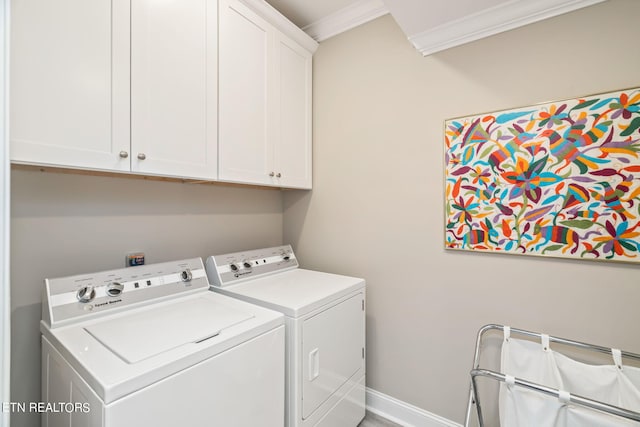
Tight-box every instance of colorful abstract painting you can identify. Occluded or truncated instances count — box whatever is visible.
[444,87,640,262]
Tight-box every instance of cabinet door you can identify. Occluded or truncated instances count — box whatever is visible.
[10,0,130,171]
[131,0,217,180]
[273,35,312,189]
[218,0,273,186]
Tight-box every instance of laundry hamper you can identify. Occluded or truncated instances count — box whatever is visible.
[464,325,640,427]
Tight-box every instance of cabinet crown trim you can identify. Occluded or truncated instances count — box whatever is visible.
[302,0,388,43]
[240,0,318,53]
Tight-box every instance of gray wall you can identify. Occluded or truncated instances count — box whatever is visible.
[283,0,640,423]
[10,169,283,426]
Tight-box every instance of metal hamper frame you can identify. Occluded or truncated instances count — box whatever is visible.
[464,324,640,427]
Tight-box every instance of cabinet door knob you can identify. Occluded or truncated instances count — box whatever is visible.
[276,173,282,178]
[119,151,129,159]
[269,172,275,177]
[137,153,146,160]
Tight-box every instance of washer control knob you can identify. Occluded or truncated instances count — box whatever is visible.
[243,261,252,269]
[180,269,193,282]
[106,282,124,297]
[76,286,96,303]
[230,263,239,272]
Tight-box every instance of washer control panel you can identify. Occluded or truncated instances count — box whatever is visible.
[43,258,208,328]
[206,245,298,287]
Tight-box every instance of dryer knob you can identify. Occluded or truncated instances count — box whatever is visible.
[243,261,252,269]
[106,282,124,297]
[180,269,193,282]
[230,264,239,272]
[76,285,96,303]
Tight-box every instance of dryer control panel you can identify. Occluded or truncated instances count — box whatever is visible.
[206,245,298,287]
[42,258,209,328]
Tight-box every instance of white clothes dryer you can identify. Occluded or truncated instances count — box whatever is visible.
[206,245,366,427]
[41,258,285,427]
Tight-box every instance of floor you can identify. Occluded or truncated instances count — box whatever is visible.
[358,411,403,427]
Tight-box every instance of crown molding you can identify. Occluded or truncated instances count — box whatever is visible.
[302,0,389,42]
[409,0,606,56]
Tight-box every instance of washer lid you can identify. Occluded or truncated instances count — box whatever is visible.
[42,291,284,404]
[216,269,365,317]
[84,297,253,363]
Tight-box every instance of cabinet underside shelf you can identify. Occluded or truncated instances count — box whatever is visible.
[11,163,287,191]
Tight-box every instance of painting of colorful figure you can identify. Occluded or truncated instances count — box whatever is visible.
[444,87,640,262]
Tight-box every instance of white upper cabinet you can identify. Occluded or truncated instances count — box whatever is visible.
[11,0,316,187]
[274,34,313,189]
[10,0,130,171]
[218,0,314,189]
[131,0,218,180]
[218,0,271,186]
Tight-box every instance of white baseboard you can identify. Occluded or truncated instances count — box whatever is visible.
[366,388,462,427]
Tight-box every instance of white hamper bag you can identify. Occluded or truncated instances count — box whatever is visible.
[499,329,640,426]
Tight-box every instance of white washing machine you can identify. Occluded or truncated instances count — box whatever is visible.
[40,258,285,427]
[206,245,366,427]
